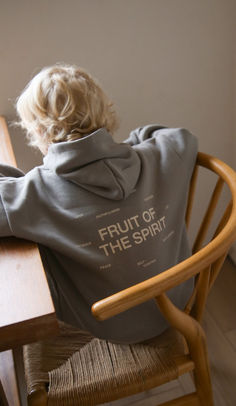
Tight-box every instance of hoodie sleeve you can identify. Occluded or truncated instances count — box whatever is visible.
[0,164,25,178]
[0,163,38,237]
[125,125,198,166]
[0,164,26,236]
[124,125,166,145]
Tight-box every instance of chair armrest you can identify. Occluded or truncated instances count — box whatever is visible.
[91,251,207,321]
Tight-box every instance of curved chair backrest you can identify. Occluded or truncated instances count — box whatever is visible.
[92,152,236,324]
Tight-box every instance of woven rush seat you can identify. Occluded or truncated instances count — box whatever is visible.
[23,322,189,406]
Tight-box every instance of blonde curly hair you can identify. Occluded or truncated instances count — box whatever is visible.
[16,64,118,152]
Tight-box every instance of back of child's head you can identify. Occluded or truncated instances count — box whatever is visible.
[16,64,118,152]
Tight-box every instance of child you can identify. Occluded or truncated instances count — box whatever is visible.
[0,64,197,343]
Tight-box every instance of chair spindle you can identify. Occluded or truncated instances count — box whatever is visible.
[193,177,224,253]
[186,165,199,229]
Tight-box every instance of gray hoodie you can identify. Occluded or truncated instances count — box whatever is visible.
[0,125,197,343]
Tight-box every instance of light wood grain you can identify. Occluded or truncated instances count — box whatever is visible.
[0,117,59,347]
[0,239,54,327]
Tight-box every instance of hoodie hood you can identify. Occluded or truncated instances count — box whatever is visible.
[43,128,141,200]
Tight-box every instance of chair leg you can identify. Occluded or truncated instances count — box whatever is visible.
[27,386,48,406]
[190,334,214,406]
[0,379,9,406]
[156,294,214,406]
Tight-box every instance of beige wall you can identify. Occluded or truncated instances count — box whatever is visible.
[0,0,235,172]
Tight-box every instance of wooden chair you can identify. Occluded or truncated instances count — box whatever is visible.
[23,152,236,406]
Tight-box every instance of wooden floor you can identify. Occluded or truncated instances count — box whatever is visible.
[1,258,236,406]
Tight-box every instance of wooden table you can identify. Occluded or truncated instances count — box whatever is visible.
[0,237,59,351]
[0,116,59,404]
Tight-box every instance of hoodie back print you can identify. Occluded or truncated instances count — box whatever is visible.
[0,125,198,343]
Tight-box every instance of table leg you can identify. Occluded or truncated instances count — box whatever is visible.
[0,350,20,406]
[0,379,9,406]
